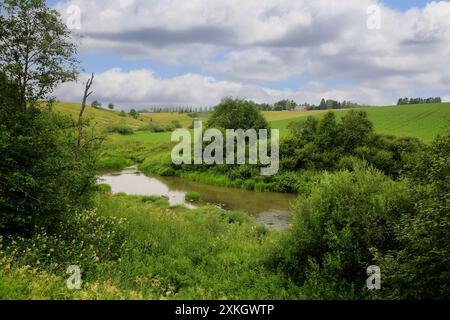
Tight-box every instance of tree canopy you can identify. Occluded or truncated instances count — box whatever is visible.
[0,0,79,110]
[207,98,270,131]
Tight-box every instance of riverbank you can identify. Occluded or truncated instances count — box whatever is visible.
[98,166,297,229]
[0,192,303,299]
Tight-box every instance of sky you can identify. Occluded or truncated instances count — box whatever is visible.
[47,0,450,110]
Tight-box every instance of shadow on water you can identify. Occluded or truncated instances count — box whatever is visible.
[98,166,298,230]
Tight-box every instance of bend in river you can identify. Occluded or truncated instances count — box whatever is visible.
[98,166,298,230]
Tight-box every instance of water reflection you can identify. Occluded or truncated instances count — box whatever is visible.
[98,167,298,230]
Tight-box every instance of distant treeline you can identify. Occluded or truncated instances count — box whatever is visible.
[397,97,442,105]
[257,99,367,111]
[102,98,370,114]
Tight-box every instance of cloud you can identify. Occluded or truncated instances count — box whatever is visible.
[54,68,390,109]
[52,0,450,106]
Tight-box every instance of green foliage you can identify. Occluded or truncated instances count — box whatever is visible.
[376,129,450,299]
[0,106,99,235]
[207,98,270,131]
[129,109,139,119]
[97,156,133,171]
[96,183,112,194]
[282,111,423,177]
[171,120,182,128]
[268,166,414,298]
[91,100,101,109]
[0,0,79,111]
[139,122,175,133]
[0,209,127,278]
[185,192,201,203]
[105,124,134,135]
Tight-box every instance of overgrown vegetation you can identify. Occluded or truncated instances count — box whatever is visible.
[0,0,448,301]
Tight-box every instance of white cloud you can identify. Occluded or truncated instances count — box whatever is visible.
[55,68,389,109]
[53,0,450,106]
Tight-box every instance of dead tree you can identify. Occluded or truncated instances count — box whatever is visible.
[76,73,94,162]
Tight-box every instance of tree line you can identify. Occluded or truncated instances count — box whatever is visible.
[397,97,442,105]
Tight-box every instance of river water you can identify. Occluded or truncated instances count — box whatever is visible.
[98,167,298,230]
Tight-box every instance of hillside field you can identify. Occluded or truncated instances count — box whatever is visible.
[54,101,450,142]
[270,103,450,141]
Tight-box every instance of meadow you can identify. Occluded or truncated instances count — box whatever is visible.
[2,100,449,300]
[55,101,450,142]
[0,193,302,299]
[270,103,450,141]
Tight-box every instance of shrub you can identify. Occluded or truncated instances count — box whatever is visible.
[376,130,450,299]
[185,192,201,203]
[268,166,413,298]
[0,209,127,277]
[0,106,99,236]
[139,123,175,133]
[97,156,133,171]
[171,120,182,128]
[104,124,134,135]
[96,183,112,194]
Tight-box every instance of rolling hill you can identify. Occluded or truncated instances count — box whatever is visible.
[54,101,450,142]
[270,103,450,141]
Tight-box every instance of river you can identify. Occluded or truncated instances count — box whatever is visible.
[98,166,298,230]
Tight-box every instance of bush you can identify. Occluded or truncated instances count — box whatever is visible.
[104,124,134,135]
[0,209,127,277]
[185,192,201,203]
[96,183,112,194]
[139,123,175,133]
[376,130,450,299]
[268,166,413,298]
[97,156,133,171]
[0,106,99,236]
[171,120,182,128]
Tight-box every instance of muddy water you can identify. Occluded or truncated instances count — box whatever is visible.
[98,167,298,230]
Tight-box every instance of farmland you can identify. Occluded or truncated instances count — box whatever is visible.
[54,101,450,142]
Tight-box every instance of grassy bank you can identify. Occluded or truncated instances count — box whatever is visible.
[0,193,302,299]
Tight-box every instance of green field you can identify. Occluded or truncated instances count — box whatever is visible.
[271,103,450,141]
[54,102,450,142]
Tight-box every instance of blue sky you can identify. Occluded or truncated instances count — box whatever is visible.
[49,0,450,108]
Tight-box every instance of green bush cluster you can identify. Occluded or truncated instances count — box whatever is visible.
[281,111,423,177]
[97,156,133,171]
[0,209,127,278]
[185,192,201,203]
[104,124,134,135]
[268,130,450,299]
[139,122,176,133]
[0,105,99,236]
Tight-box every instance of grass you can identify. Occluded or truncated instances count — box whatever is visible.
[55,101,450,143]
[271,103,450,141]
[53,101,204,130]
[0,193,303,299]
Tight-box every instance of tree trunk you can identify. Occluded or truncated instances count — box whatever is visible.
[76,73,94,162]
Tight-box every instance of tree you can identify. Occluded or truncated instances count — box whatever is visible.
[0,0,78,111]
[76,73,94,162]
[129,108,139,119]
[91,100,101,109]
[0,74,99,235]
[337,110,374,152]
[207,98,270,131]
[108,103,114,110]
[315,111,338,151]
[319,98,327,109]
